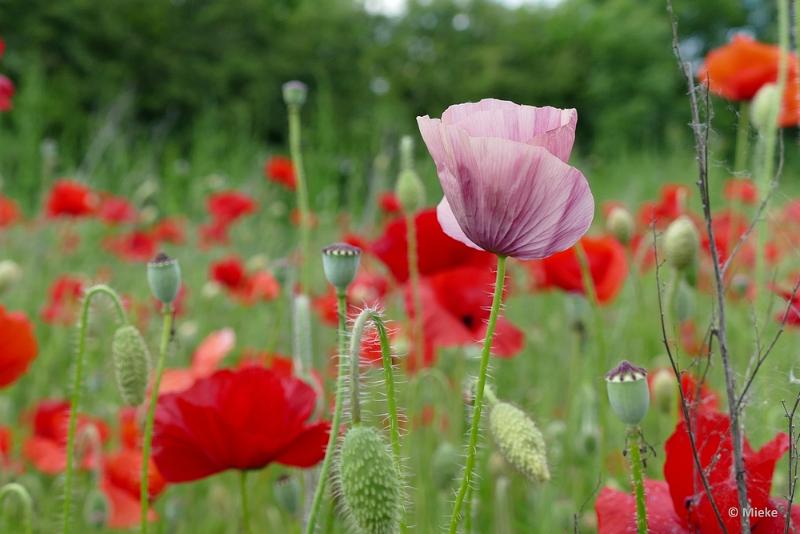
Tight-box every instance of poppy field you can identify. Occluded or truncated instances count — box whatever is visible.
[4,1,800,533]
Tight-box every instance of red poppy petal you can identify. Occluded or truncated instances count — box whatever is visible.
[596,480,689,533]
[273,421,330,468]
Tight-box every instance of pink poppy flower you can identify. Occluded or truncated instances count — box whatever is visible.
[417,98,593,259]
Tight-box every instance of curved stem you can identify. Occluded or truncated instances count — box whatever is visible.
[405,211,425,364]
[140,305,173,534]
[448,255,506,533]
[0,482,33,534]
[306,291,348,534]
[288,104,312,293]
[62,284,127,534]
[627,426,648,534]
[240,471,253,534]
[372,316,402,468]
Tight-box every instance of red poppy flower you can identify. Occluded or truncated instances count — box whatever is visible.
[45,179,97,218]
[150,218,186,244]
[199,218,231,246]
[105,230,159,263]
[0,306,37,388]
[597,409,792,533]
[702,210,750,267]
[379,192,402,215]
[41,274,85,325]
[724,179,758,205]
[0,194,20,228]
[265,156,296,191]
[412,266,524,358]
[774,284,800,326]
[23,400,109,474]
[533,236,628,304]
[0,75,13,112]
[679,320,708,357]
[159,328,236,395]
[679,372,719,417]
[372,209,495,284]
[208,256,281,305]
[210,256,247,290]
[98,195,137,225]
[312,270,389,326]
[207,190,257,225]
[152,366,330,482]
[637,184,689,229]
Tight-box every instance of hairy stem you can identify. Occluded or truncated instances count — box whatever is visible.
[0,482,33,534]
[627,427,648,534]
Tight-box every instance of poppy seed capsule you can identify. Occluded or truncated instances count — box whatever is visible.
[338,426,401,534]
[663,216,698,271]
[112,325,151,406]
[395,169,426,213]
[606,206,634,245]
[321,243,361,292]
[282,80,308,107]
[147,252,181,304]
[605,360,650,426]
[750,83,781,133]
[488,402,550,483]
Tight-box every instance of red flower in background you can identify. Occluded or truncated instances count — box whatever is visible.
[46,180,97,218]
[151,218,186,244]
[774,284,800,326]
[724,179,758,205]
[23,400,109,474]
[158,329,236,395]
[209,256,281,305]
[702,210,749,267]
[0,306,37,387]
[207,190,257,224]
[313,270,389,326]
[98,195,137,225]
[105,230,159,262]
[379,192,402,215]
[532,236,628,304]
[152,366,330,482]
[265,156,296,190]
[372,209,495,284]
[0,194,20,227]
[41,274,85,325]
[210,256,248,289]
[638,184,689,229]
[0,75,13,112]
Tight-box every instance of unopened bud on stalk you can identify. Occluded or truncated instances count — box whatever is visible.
[606,207,635,245]
[321,243,361,292]
[606,361,650,426]
[663,216,698,272]
[750,83,781,133]
[282,80,308,108]
[273,475,301,517]
[147,252,181,305]
[111,325,151,406]
[395,169,426,213]
[649,368,675,415]
[0,260,21,293]
[488,400,550,483]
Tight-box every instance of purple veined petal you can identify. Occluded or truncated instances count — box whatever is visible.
[436,197,483,252]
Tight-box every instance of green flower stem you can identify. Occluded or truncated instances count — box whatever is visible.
[372,316,402,466]
[140,304,174,534]
[306,291,349,534]
[0,482,33,534]
[63,284,127,534]
[405,211,426,363]
[627,426,648,534]
[449,255,507,534]
[240,471,253,534]
[288,103,313,293]
[733,101,750,175]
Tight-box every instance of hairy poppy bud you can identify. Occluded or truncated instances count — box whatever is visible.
[649,368,674,415]
[431,442,460,491]
[606,207,635,245]
[321,243,361,292]
[488,401,550,483]
[606,361,650,426]
[750,83,781,133]
[395,169,426,213]
[338,426,401,534]
[112,325,151,406]
[83,489,109,529]
[147,252,181,305]
[273,475,301,517]
[0,259,21,293]
[663,216,698,271]
[282,80,308,108]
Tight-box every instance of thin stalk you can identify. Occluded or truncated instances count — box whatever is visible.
[288,104,313,293]
[140,304,174,534]
[240,472,252,534]
[627,426,648,534]
[733,101,750,175]
[372,317,402,466]
[306,292,348,534]
[63,285,127,534]
[0,482,33,534]
[448,255,507,534]
[405,211,426,363]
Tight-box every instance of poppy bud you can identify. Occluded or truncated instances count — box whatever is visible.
[399,135,415,172]
[111,325,151,406]
[0,259,21,293]
[321,243,361,292]
[488,401,550,483]
[273,475,301,517]
[431,442,460,491]
[83,489,109,529]
[338,426,401,534]
[663,216,698,272]
[147,252,181,305]
[606,207,635,245]
[750,83,781,133]
[649,368,675,415]
[672,279,694,322]
[605,361,650,426]
[282,80,308,108]
[395,169,426,213]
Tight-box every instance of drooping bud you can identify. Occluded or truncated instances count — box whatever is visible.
[83,489,109,529]
[750,83,781,133]
[321,243,361,292]
[487,390,550,483]
[605,361,650,426]
[606,207,635,245]
[395,169,426,213]
[273,475,301,517]
[111,325,151,406]
[338,426,401,534]
[649,367,675,415]
[147,252,181,305]
[282,80,308,108]
[663,216,698,272]
[0,260,21,293]
[431,442,460,491]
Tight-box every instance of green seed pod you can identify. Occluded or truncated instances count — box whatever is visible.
[322,243,362,293]
[663,216,698,272]
[147,252,181,305]
[282,80,308,108]
[431,442,460,491]
[395,169,426,213]
[338,426,401,534]
[488,402,550,483]
[605,361,650,426]
[649,367,675,415]
[83,489,109,529]
[750,83,781,133]
[273,475,301,517]
[112,325,151,406]
[606,207,635,246]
